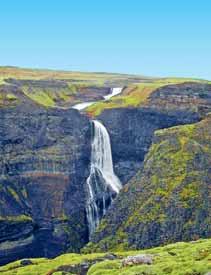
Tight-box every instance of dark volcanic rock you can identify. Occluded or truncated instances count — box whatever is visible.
[98,107,200,184]
[5,78,69,89]
[74,86,111,102]
[4,78,112,107]
[20,259,33,266]
[0,104,91,265]
[98,83,211,184]
[86,115,211,252]
[147,82,211,116]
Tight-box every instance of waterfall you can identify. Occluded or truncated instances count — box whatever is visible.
[86,120,122,237]
[104,87,122,100]
[72,87,123,110]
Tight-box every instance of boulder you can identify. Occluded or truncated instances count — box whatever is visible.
[121,254,153,267]
[20,259,33,266]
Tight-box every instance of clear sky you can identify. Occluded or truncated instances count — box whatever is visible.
[0,0,210,79]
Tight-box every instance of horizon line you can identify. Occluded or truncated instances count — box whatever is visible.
[0,64,210,82]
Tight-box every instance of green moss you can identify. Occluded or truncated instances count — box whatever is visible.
[86,82,163,116]
[0,215,32,223]
[0,92,19,107]
[88,239,211,275]
[0,253,106,275]
[22,87,55,107]
[0,66,209,109]
[6,187,20,202]
[1,239,211,275]
[0,77,5,85]
[85,116,211,252]
[86,78,208,116]
[57,213,69,222]
[6,93,17,100]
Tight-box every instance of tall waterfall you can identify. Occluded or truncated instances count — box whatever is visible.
[86,120,122,237]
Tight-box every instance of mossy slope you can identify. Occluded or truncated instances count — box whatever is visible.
[0,239,211,274]
[86,78,210,116]
[85,114,211,252]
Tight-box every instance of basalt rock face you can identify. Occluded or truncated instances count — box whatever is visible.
[0,104,91,265]
[86,115,211,252]
[147,82,211,117]
[98,83,211,184]
[4,78,111,107]
[84,83,211,251]
[99,108,200,184]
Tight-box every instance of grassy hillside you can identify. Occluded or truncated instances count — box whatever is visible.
[0,239,211,274]
[0,66,152,86]
[0,66,209,109]
[0,66,151,108]
[86,78,210,116]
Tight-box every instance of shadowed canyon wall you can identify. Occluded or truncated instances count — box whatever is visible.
[0,104,91,264]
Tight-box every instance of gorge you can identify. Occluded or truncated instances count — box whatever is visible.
[0,67,211,270]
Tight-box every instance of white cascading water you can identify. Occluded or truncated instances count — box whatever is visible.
[103,87,122,100]
[72,87,123,110]
[86,120,122,237]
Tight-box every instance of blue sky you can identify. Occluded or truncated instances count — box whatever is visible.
[0,0,210,79]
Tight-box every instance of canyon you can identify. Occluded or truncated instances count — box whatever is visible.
[0,67,211,268]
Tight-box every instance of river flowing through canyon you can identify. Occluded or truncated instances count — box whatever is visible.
[72,87,123,237]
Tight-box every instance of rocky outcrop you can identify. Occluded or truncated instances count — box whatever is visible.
[0,104,91,264]
[4,78,111,107]
[73,86,111,103]
[121,254,153,266]
[85,114,211,252]
[98,107,196,184]
[46,253,119,275]
[98,83,211,184]
[147,82,211,117]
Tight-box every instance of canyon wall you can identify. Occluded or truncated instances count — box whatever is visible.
[0,103,91,264]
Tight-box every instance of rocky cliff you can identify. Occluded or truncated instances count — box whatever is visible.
[98,83,211,184]
[0,103,91,264]
[2,78,111,108]
[98,107,199,184]
[85,114,211,252]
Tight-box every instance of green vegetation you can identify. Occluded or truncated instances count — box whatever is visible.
[86,78,208,116]
[22,87,56,107]
[0,239,211,274]
[0,66,151,86]
[0,66,209,109]
[6,187,20,202]
[0,92,19,107]
[85,115,211,252]
[21,83,80,107]
[0,253,106,275]
[5,93,17,100]
[1,66,145,108]
[0,215,32,223]
[88,239,211,275]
